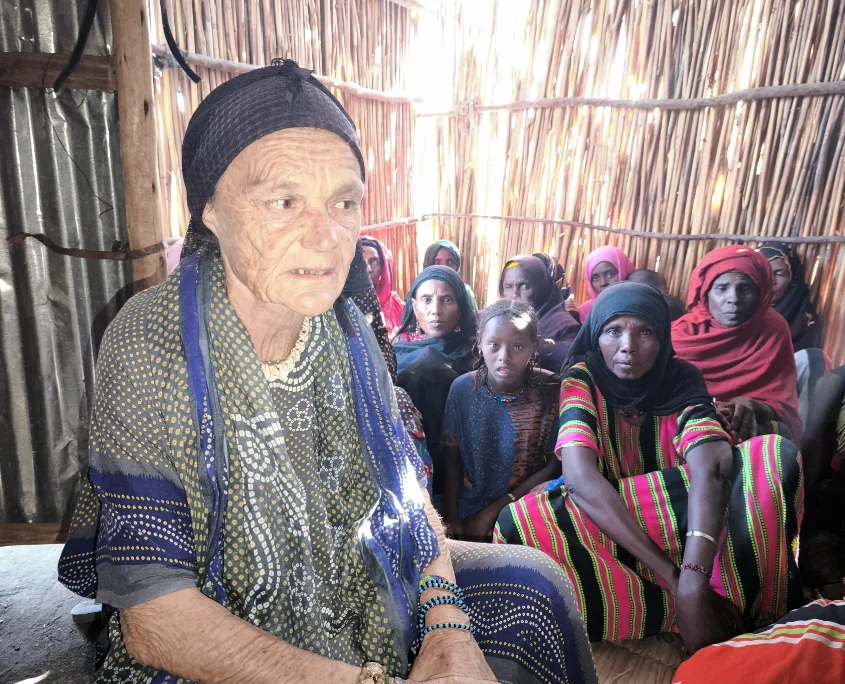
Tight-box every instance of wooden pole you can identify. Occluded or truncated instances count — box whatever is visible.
[110,0,166,290]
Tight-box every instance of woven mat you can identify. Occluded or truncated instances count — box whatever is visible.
[591,634,687,684]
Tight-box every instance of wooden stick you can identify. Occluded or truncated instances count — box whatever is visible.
[0,52,116,91]
[110,0,167,290]
[150,43,424,103]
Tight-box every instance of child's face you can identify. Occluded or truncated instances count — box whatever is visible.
[480,315,536,393]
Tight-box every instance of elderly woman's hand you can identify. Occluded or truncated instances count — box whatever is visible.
[716,398,758,444]
[407,628,497,682]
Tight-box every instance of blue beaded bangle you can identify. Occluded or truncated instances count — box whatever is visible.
[417,595,469,631]
[418,575,465,601]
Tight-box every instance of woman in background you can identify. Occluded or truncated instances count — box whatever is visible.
[394,266,477,495]
[499,255,581,372]
[760,243,824,352]
[672,246,801,442]
[423,239,479,311]
[359,235,405,338]
[578,245,635,321]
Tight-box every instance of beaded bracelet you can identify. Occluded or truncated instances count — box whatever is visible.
[418,575,465,601]
[413,622,474,652]
[417,595,469,632]
[680,562,712,579]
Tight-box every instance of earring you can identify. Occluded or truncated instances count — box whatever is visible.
[415,321,422,335]
[529,351,539,374]
[454,323,461,333]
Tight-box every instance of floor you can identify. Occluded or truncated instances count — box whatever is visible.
[0,545,96,684]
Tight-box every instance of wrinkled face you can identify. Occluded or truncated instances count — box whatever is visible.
[479,315,536,393]
[433,248,459,271]
[706,271,759,327]
[501,264,534,305]
[203,128,365,317]
[362,245,382,287]
[598,315,660,381]
[768,256,791,305]
[591,260,620,292]
[412,279,460,338]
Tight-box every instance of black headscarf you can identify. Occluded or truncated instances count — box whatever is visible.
[498,255,562,319]
[564,281,711,414]
[395,266,476,342]
[760,242,823,351]
[180,59,365,259]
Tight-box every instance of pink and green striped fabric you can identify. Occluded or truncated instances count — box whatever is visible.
[493,364,804,642]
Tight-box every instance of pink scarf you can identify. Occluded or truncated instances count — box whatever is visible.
[578,246,635,321]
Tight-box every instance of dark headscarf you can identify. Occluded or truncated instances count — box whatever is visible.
[499,255,580,372]
[395,266,476,344]
[760,242,823,351]
[180,59,365,259]
[423,239,461,270]
[499,255,563,319]
[565,282,711,415]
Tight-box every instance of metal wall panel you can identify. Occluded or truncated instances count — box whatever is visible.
[0,0,131,523]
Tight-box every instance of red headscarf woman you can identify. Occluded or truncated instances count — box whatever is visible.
[672,245,801,441]
[359,235,405,338]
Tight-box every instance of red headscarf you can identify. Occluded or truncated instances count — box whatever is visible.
[578,245,635,321]
[359,235,405,338]
[671,245,800,436]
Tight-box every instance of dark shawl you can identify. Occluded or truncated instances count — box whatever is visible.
[565,281,712,415]
[499,255,580,373]
[393,266,476,493]
[760,243,824,352]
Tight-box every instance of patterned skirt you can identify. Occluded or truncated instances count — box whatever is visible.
[451,541,598,684]
[493,435,804,642]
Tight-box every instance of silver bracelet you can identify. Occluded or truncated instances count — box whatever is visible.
[686,530,717,544]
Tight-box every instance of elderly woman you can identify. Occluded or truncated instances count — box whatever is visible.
[578,245,635,321]
[499,255,580,372]
[494,282,803,651]
[58,63,597,684]
[394,267,476,496]
[422,239,479,312]
[672,246,802,442]
[360,234,405,338]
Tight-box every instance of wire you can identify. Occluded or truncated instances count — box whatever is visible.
[53,0,100,91]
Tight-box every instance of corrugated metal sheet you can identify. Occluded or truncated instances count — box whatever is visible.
[0,0,131,523]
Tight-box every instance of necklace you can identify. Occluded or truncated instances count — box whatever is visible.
[485,380,527,404]
[261,317,312,383]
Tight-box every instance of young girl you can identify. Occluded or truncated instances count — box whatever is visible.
[442,299,562,541]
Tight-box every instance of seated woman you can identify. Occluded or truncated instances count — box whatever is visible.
[394,266,477,495]
[500,255,581,372]
[761,242,829,423]
[359,235,405,339]
[423,238,479,311]
[672,245,802,442]
[760,243,824,352]
[442,300,562,542]
[494,282,803,650]
[578,245,635,321]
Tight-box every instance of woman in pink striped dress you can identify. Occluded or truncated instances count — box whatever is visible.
[494,282,803,653]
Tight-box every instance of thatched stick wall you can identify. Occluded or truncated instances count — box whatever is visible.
[422,0,845,362]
